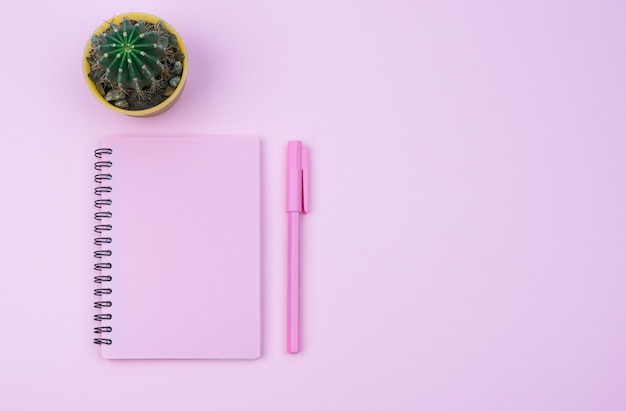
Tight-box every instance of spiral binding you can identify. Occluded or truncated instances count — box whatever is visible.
[93,148,113,345]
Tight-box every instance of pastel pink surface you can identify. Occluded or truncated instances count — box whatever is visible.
[0,0,625,410]
[98,136,260,359]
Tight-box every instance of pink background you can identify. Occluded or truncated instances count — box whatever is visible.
[1,0,625,410]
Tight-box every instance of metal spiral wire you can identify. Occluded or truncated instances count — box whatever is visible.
[94,148,113,345]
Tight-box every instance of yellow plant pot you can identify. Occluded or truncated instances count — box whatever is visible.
[83,12,188,117]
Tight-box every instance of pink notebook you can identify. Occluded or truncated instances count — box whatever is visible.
[93,136,261,359]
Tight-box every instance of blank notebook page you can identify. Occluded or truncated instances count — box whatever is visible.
[96,135,261,359]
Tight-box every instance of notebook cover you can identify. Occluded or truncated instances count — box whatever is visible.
[94,135,261,359]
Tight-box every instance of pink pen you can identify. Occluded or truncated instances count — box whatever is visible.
[286,140,309,354]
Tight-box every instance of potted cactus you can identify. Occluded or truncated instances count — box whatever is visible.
[83,12,188,117]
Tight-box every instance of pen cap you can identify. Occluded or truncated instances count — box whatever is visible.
[286,141,309,214]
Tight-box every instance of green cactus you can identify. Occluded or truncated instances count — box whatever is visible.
[91,18,166,91]
[86,15,185,111]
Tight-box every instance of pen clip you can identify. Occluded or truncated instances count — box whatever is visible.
[301,145,310,214]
